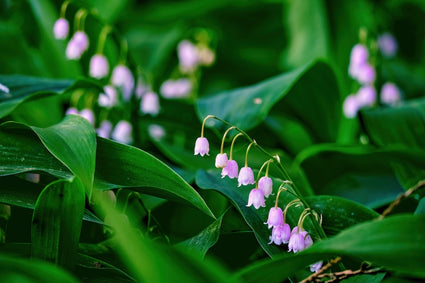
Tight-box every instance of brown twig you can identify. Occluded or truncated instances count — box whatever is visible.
[300,257,341,283]
[379,179,425,219]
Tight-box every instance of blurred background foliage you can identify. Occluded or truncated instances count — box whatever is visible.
[1,0,425,282]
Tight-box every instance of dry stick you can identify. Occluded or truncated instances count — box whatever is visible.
[379,179,425,219]
[318,266,382,283]
[300,257,341,283]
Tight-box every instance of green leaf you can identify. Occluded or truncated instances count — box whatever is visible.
[415,197,425,215]
[175,210,226,259]
[306,195,379,236]
[30,115,97,197]
[0,175,102,223]
[281,0,330,68]
[360,98,425,189]
[235,214,425,282]
[0,254,79,283]
[95,194,236,283]
[196,60,341,148]
[95,138,214,218]
[31,179,85,270]
[294,144,413,207]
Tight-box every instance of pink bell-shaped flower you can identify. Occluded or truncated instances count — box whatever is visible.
[194,137,209,156]
[221,160,239,179]
[265,207,284,229]
[79,108,95,125]
[246,188,265,209]
[310,261,323,273]
[288,227,307,253]
[357,85,376,107]
[378,32,398,58]
[96,120,113,139]
[268,223,291,245]
[178,40,199,73]
[381,82,401,106]
[357,63,376,85]
[238,166,255,187]
[53,18,69,39]
[343,94,359,118]
[112,120,133,145]
[90,54,109,79]
[258,176,273,198]
[111,65,135,102]
[348,44,369,79]
[98,85,118,108]
[66,31,89,60]
[215,153,228,168]
[140,91,160,116]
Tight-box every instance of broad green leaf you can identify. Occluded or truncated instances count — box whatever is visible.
[235,214,425,282]
[95,192,236,283]
[342,273,385,283]
[0,75,102,120]
[0,122,72,179]
[306,195,379,236]
[0,119,214,217]
[294,144,425,207]
[281,0,330,68]
[0,254,79,283]
[30,115,97,197]
[95,138,214,218]
[31,179,85,270]
[361,98,425,189]
[196,60,341,147]
[175,210,226,259]
[0,175,101,223]
[195,169,322,257]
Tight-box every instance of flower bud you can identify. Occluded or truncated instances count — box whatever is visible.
[178,40,199,73]
[378,32,398,58]
[53,18,69,39]
[90,54,109,79]
[112,65,134,101]
[381,82,401,105]
[112,120,133,144]
[343,94,359,118]
[97,120,113,139]
[140,91,160,116]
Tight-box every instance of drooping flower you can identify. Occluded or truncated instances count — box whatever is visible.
[381,82,401,105]
[215,153,228,168]
[148,124,166,141]
[111,120,133,145]
[268,223,291,245]
[357,85,376,107]
[178,40,199,73]
[65,107,79,115]
[160,78,192,99]
[246,188,265,209]
[135,77,148,99]
[140,91,160,116]
[348,44,369,79]
[96,120,113,139]
[258,176,273,198]
[98,85,118,108]
[310,261,323,273]
[343,94,359,118]
[66,31,89,60]
[111,64,135,102]
[198,46,215,66]
[79,108,95,125]
[288,227,306,253]
[378,32,398,58]
[53,18,69,39]
[90,54,109,79]
[356,62,376,85]
[0,83,10,93]
[265,207,284,229]
[238,166,255,187]
[194,137,209,156]
[221,160,239,179]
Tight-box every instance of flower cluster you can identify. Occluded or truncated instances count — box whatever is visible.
[159,35,215,100]
[343,30,402,118]
[194,115,323,273]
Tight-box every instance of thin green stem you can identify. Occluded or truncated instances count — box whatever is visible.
[229,133,243,160]
[97,25,112,54]
[119,39,128,64]
[298,209,312,231]
[283,199,301,223]
[60,1,70,18]
[256,159,272,185]
[75,9,88,31]
[244,141,256,167]
[200,115,214,138]
[220,126,235,153]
